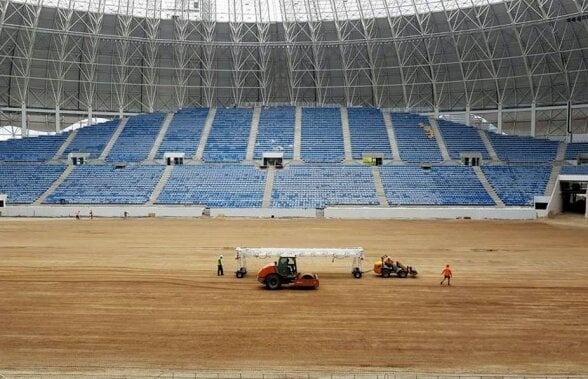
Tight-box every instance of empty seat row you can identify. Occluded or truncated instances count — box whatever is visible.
[438,120,490,159]
[392,113,443,162]
[0,164,66,203]
[481,165,551,206]
[156,108,209,159]
[107,113,166,162]
[488,134,559,163]
[203,108,253,162]
[0,134,68,161]
[64,120,119,158]
[254,106,295,160]
[348,108,392,160]
[301,108,345,163]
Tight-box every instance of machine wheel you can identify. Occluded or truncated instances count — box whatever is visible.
[353,270,362,279]
[382,269,391,278]
[398,270,408,278]
[265,274,282,290]
[235,271,244,279]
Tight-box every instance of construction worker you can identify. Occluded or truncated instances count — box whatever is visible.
[440,264,452,286]
[217,255,224,276]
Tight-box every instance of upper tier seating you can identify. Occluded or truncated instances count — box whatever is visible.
[348,108,392,159]
[565,143,588,160]
[107,113,166,162]
[0,164,65,203]
[437,120,490,159]
[379,165,494,206]
[63,120,119,158]
[156,165,265,207]
[561,165,588,175]
[156,108,209,159]
[301,108,345,163]
[481,165,551,206]
[271,165,379,208]
[203,108,253,162]
[391,113,443,162]
[44,165,164,204]
[254,106,295,160]
[0,134,68,161]
[487,133,559,162]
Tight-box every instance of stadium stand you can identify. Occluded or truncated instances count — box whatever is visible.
[106,113,166,162]
[0,164,66,203]
[44,165,164,204]
[561,165,588,175]
[63,120,119,158]
[487,133,559,162]
[481,165,551,206]
[347,108,392,159]
[565,143,588,161]
[379,165,494,206]
[271,165,379,208]
[156,108,209,158]
[391,113,443,162]
[0,134,68,161]
[254,106,295,159]
[203,108,253,162]
[156,164,265,207]
[437,119,490,159]
[301,108,345,163]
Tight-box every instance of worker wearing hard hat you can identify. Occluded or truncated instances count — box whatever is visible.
[217,255,224,276]
[440,264,452,286]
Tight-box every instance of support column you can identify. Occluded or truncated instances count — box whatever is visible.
[434,106,440,119]
[55,106,61,133]
[465,104,471,126]
[531,102,536,137]
[88,106,93,126]
[119,107,124,120]
[21,102,27,137]
[497,104,503,134]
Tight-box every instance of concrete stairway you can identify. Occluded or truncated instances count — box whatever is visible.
[382,112,401,161]
[293,106,302,161]
[99,118,128,160]
[148,165,173,205]
[53,129,79,160]
[340,107,353,161]
[473,166,505,207]
[478,129,500,161]
[371,165,389,206]
[194,107,216,161]
[555,142,567,162]
[429,116,451,161]
[544,164,562,196]
[34,165,76,205]
[262,166,276,208]
[147,112,174,160]
[245,106,262,161]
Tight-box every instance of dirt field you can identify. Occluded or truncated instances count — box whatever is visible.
[1,217,587,376]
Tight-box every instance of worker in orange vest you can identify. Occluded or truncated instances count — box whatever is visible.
[440,264,452,286]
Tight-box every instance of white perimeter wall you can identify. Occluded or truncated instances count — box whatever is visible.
[325,207,537,220]
[1,205,205,218]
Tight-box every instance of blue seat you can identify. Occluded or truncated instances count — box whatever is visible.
[301,108,345,163]
[202,108,253,163]
[391,113,443,162]
[63,120,119,158]
[254,106,295,160]
[107,113,166,162]
[481,165,551,206]
[156,108,209,158]
[348,108,392,159]
[0,164,66,203]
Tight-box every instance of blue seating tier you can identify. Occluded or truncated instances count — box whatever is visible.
[271,165,379,208]
[0,134,68,161]
[107,113,166,162]
[379,165,494,206]
[437,120,490,159]
[561,165,588,175]
[481,165,551,206]
[156,165,265,207]
[0,164,65,203]
[63,120,119,158]
[254,106,295,159]
[488,134,558,162]
[156,108,209,159]
[44,165,164,204]
[348,108,392,159]
[203,108,253,162]
[301,108,345,163]
[565,143,588,160]
[391,113,443,162]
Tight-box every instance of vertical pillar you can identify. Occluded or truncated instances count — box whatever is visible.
[21,102,28,137]
[88,106,93,127]
[530,101,536,137]
[465,103,471,126]
[119,107,124,120]
[55,106,61,133]
[497,103,503,134]
[566,100,572,143]
[434,106,439,119]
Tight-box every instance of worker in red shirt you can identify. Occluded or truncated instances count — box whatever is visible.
[440,264,452,286]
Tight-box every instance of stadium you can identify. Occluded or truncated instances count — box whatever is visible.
[0,0,588,377]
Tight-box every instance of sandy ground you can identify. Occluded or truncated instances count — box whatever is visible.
[0,216,587,376]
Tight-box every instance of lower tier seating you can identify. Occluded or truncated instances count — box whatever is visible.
[0,164,66,203]
[481,165,551,206]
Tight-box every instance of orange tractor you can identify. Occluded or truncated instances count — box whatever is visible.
[374,255,418,278]
[257,256,319,290]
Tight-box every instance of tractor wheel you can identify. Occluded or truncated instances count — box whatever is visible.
[382,269,391,278]
[265,274,282,290]
[353,270,362,279]
[398,270,408,278]
[235,271,244,279]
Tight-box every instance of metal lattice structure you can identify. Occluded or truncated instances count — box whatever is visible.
[0,0,587,135]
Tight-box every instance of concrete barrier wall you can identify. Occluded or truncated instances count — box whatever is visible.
[209,208,316,218]
[324,207,537,220]
[1,205,205,218]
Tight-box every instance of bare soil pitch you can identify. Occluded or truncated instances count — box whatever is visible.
[0,217,587,375]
